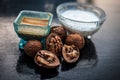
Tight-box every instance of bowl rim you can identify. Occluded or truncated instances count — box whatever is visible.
[56,2,106,23]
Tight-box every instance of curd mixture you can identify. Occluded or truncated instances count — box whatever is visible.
[62,10,99,22]
[61,10,100,36]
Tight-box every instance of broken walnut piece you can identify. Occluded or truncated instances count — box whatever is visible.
[62,44,80,63]
[34,50,60,68]
[46,33,63,56]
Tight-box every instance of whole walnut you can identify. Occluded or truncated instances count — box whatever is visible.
[24,40,42,57]
[50,26,67,41]
[65,33,85,49]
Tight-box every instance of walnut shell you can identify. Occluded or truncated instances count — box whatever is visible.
[46,33,63,56]
[65,33,85,49]
[24,40,42,57]
[50,26,67,41]
[34,50,60,68]
[62,44,80,63]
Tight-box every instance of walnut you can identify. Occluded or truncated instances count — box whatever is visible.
[46,33,63,56]
[24,40,42,57]
[62,44,80,63]
[34,50,60,68]
[50,26,67,41]
[65,33,85,49]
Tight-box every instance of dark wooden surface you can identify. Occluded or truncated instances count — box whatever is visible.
[0,0,120,80]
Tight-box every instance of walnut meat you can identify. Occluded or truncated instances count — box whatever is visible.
[50,26,67,41]
[65,33,85,49]
[46,33,63,56]
[62,44,80,63]
[34,50,60,68]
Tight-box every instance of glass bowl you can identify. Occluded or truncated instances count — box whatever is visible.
[13,10,53,49]
[56,2,106,39]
